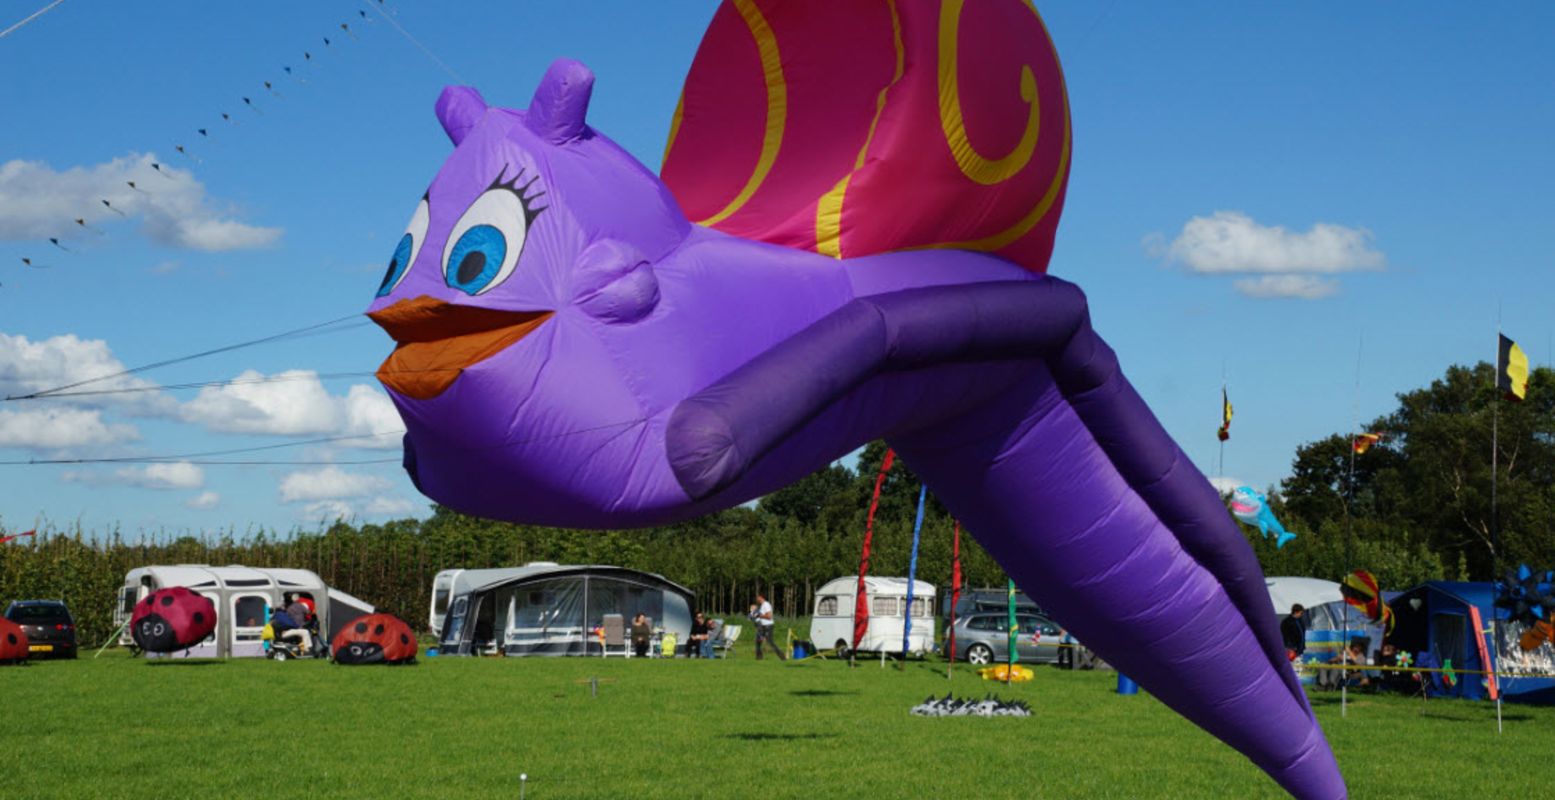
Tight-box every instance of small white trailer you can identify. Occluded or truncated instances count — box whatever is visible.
[809,575,936,656]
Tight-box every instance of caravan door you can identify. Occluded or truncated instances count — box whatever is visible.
[229,593,270,658]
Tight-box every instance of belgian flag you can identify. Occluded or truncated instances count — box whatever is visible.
[1497,334,1529,401]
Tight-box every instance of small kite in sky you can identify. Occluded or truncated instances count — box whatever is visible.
[264,80,282,98]
[127,180,147,193]
[48,237,69,252]
[20,257,48,269]
[242,96,262,115]
[340,23,358,40]
[74,218,104,236]
[1229,487,1297,548]
[323,37,332,47]
[174,144,200,163]
[101,199,126,217]
[221,112,239,126]
[151,162,174,178]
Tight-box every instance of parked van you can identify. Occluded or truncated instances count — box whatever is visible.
[114,565,375,658]
[809,575,935,656]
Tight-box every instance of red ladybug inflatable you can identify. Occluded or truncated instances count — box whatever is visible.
[131,587,217,653]
[331,613,417,665]
[0,617,29,664]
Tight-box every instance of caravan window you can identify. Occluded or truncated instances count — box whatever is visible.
[872,596,899,616]
[433,588,450,617]
[234,596,267,628]
[119,586,138,615]
[816,596,839,616]
[909,597,930,618]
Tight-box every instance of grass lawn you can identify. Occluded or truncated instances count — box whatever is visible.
[2,642,1548,798]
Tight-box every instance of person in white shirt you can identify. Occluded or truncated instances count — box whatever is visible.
[749,592,785,661]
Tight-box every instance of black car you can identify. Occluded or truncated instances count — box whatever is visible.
[4,600,78,659]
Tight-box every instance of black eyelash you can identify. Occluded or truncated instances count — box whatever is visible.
[489,165,547,224]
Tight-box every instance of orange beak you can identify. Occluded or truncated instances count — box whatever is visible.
[367,296,553,399]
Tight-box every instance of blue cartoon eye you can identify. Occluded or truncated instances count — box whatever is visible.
[445,224,507,294]
[442,181,536,296]
[377,197,429,297]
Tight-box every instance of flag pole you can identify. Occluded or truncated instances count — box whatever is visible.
[1218,363,1227,486]
[901,484,927,668]
[1342,334,1362,719]
[852,448,895,668]
[947,520,962,681]
[1006,577,1017,686]
[1492,313,1503,733]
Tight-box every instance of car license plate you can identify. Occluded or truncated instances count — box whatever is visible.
[30,644,53,652]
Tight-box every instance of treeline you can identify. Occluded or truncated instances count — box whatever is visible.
[0,441,1008,646]
[4,362,1551,648]
[1255,361,1555,587]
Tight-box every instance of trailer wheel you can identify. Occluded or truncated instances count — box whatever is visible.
[834,639,850,659]
[967,644,994,665]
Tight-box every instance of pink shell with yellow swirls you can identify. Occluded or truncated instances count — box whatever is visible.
[661,0,1070,273]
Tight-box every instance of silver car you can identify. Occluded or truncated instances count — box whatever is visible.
[946,612,1063,665]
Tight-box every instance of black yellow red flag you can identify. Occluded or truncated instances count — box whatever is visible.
[1217,387,1232,442]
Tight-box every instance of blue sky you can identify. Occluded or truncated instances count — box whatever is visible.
[1,1,1552,537]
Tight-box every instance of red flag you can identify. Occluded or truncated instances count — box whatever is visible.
[947,520,963,662]
[1352,433,1381,454]
[0,529,36,545]
[853,448,895,651]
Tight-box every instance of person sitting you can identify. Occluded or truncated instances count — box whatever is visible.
[274,595,316,656]
[1374,642,1413,693]
[630,612,652,658]
[687,612,711,658]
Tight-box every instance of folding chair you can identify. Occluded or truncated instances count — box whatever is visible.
[713,623,742,659]
[601,614,628,658]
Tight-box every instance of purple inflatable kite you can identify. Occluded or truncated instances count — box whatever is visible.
[365,3,1343,797]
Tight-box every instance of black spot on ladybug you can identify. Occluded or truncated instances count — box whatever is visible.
[193,612,204,624]
[355,622,368,634]
[374,624,385,635]
[400,633,409,645]
[161,595,174,606]
[145,596,155,606]
[5,633,14,645]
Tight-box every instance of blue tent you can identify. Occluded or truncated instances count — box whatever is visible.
[1390,581,1555,704]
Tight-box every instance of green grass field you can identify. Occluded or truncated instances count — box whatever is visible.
[2,640,1548,799]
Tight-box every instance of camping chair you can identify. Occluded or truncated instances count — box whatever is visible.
[601,614,628,658]
[713,622,742,659]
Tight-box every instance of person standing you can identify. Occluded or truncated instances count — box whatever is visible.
[750,593,785,661]
[1281,604,1306,662]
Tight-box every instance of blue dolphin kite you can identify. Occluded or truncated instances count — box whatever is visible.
[1230,487,1297,549]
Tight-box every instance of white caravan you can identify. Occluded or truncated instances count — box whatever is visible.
[809,575,936,656]
[114,565,375,658]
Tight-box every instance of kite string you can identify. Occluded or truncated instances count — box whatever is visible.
[0,0,66,40]
[360,0,464,82]
[7,314,369,400]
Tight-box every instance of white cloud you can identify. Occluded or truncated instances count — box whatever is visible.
[182,370,400,446]
[0,153,281,251]
[0,332,175,416]
[279,466,391,503]
[184,491,220,510]
[301,500,356,522]
[63,461,205,490]
[0,408,138,450]
[1207,476,1246,495]
[1158,211,1384,275]
[363,495,416,516]
[1233,275,1339,300]
[340,385,402,448]
[184,369,341,435]
[121,461,205,489]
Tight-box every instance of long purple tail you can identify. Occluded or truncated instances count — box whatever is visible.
[893,321,1346,799]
